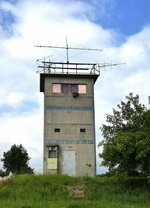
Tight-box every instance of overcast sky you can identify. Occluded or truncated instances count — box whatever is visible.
[0,0,150,174]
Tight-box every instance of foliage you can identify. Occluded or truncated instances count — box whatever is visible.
[0,174,150,208]
[1,144,34,174]
[0,169,8,177]
[99,93,150,176]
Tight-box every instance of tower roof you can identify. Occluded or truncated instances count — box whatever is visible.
[38,61,100,92]
[40,73,99,92]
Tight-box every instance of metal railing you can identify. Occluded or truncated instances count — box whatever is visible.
[36,60,100,75]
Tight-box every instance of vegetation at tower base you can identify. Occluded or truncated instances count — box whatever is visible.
[0,174,150,208]
[1,144,34,174]
[99,93,150,176]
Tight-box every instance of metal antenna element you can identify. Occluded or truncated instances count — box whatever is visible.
[66,37,69,63]
[35,38,125,75]
[35,38,103,63]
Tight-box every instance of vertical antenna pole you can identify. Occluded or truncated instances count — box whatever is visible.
[66,36,69,63]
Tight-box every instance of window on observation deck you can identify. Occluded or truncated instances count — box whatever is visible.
[62,84,70,93]
[52,84,61,93]
[70,84,78,93]
[52,83,87,94]
[78,85,87,94]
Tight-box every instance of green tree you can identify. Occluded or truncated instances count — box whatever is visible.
[1,144,34,174]
[0,169,8,177]
[99,93,150,176]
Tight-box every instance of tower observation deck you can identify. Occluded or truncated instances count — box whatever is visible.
[37,60,100,75]
[38,60,101,93]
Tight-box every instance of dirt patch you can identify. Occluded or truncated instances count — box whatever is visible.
[65,185,85,200]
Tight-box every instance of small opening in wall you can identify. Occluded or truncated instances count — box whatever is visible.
[54,128,60,132]
[48,150,57,158]
[80,128,86,132]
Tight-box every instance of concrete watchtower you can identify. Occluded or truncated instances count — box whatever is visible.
[39,61,99,176]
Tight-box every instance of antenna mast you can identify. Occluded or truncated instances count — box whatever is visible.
[35,38,103,63]
[66,37,69,63]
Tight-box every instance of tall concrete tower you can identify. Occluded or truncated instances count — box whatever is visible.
[39,61,99,176]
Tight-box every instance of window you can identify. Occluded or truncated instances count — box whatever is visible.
[52,83,87,94]
[52,84,61,93]
[70,84,78,93]
[80,128,86,132]
[78,85,87,94]
[62,84,69,93]
[54,128,60,132]
[48,150,57,158]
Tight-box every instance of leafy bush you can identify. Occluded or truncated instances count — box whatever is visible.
[0,169,8,177]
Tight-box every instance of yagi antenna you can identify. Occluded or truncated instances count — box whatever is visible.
[35,37,103,63]
[35,38,125,75]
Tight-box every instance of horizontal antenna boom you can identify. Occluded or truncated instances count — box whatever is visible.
[35,45,103,51]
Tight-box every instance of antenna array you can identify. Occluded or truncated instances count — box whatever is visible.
[35,39,125,74]
[35,38,103,63]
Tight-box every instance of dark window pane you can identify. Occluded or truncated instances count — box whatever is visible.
[54,128,60,132]
[48,150,56,158]
[70,84,78,93]
[62,84,69,93]
[80,128,86,132]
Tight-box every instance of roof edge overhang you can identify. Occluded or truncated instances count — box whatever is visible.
[40,73,99,92]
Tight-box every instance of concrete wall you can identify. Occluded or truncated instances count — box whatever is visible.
[42,75,97,176]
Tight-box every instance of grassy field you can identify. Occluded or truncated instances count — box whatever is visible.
[0,174,150,208]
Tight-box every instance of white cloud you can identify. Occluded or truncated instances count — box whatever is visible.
[94,26,150,171]
[3,92,25,107]
[0,0,150,174]
[0,107,43,172]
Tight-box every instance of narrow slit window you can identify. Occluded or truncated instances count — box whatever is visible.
[52,84,61,93]
[80,128,86,132]
[54,128,60,132]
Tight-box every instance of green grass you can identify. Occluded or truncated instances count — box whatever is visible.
[0,174,150,208]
